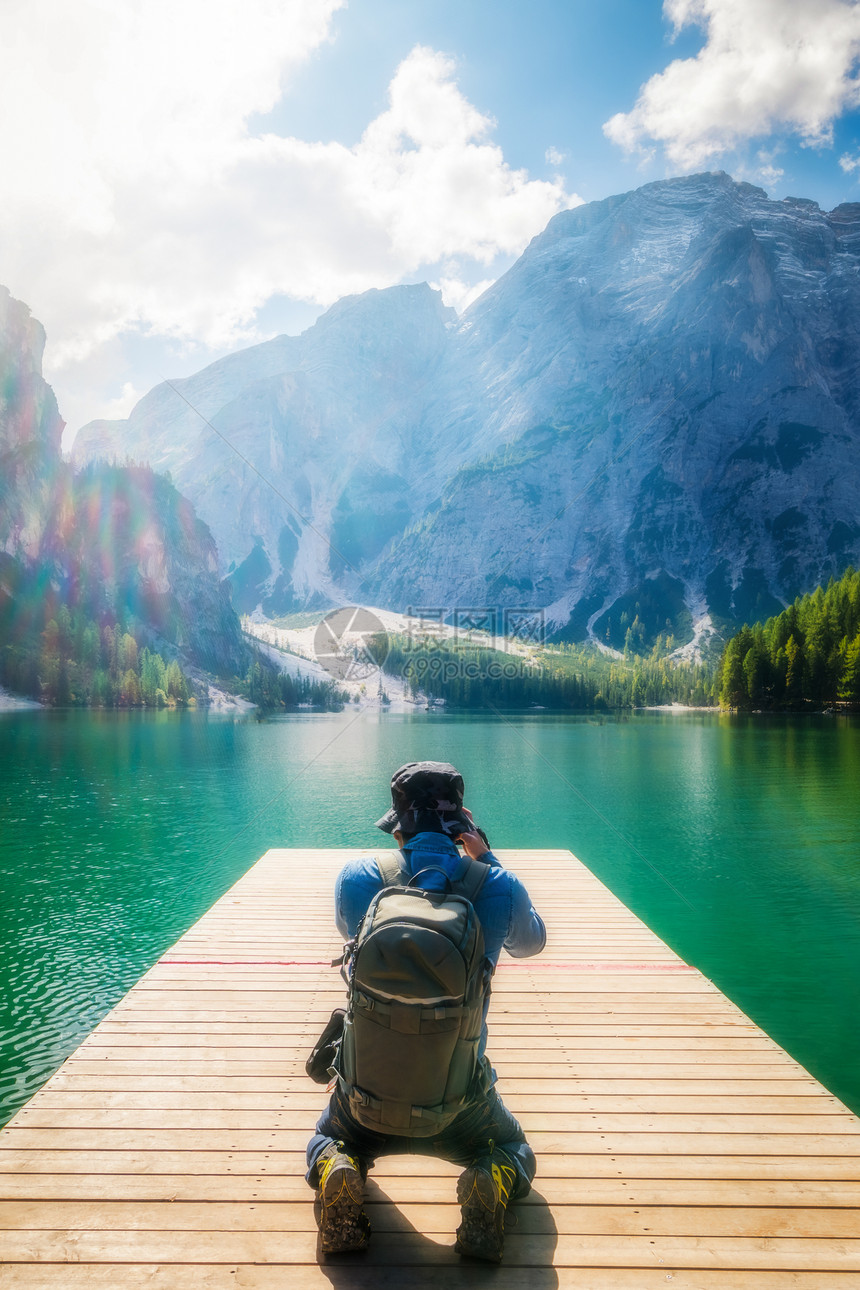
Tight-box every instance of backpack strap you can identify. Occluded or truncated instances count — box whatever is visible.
[333,853,406,971]
[453,854,491,904]
[375,851,408,888]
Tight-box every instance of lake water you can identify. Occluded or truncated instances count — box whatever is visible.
[2,707,859,1126]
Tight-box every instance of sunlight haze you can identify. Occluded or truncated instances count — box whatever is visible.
[1,0,859,439]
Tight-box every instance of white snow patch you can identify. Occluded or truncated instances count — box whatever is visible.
[670,602,718,663]
[201,683,256,713]
[244,603,541,710]
[586,596,625,658]
[0,687,41,710]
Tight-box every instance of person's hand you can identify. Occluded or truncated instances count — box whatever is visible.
[459,807,489,860]
[460,830,489,859]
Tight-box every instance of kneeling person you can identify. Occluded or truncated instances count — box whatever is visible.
[306,761,546,1262]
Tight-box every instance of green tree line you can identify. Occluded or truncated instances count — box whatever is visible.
[243,658,345,711]
[0,587,345,711]
[717,567,860,709]
[380,634,714,710]
[0,600,194,708]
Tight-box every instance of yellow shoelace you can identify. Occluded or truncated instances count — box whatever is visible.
[318,1150,361,1201]
[491,1161,516,1204]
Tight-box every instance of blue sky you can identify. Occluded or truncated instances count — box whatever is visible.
[266,1,731,197]
[272,0,860,208]
[1,0,858,438]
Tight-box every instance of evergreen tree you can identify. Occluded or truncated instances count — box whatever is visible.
[743,641,767,704]
[119,633,138,674]
[121,668,141,706]
[717,567,860,708]
[839,634,860,703]
[718,637,746,707]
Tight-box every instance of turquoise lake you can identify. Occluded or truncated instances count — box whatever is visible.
[1,707,859,1127]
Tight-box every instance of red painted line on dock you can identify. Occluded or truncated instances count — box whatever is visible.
[496,961,696,971]
[158,958,696,971]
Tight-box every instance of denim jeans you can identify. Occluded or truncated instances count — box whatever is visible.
[306,1083,536,1199]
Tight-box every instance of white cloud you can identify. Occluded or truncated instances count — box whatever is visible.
[733,148,785,190]
[545,146,567,167]
[604,0,860,168]
[0,9,578,430]
[97,382,145,423]
[757,164,785,188]
[349,48,578,265]
[840,151,860,175]
[431,275,496,314]
[0,0,346,378]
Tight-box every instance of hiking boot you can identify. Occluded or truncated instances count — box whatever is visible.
[455,1154,517,1263]
[314,1143,371,1256]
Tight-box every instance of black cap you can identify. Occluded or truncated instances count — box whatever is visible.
[375,761,473,838]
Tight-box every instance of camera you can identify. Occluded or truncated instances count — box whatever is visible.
[454,823,490,850]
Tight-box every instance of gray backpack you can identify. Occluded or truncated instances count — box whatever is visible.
[334,852,491,1136]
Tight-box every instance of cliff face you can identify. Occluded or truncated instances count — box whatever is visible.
[75,284,456,612]
[46,464,249,674]
[72,174,860,646]
[0,290,248,681]
[0,287,64,559]
[370,174,860,645]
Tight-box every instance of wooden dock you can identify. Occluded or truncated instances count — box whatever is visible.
[1,848,859,1287]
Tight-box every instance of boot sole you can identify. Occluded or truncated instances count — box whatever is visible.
[317,1164,370,1256]
[455,1166,504,1263]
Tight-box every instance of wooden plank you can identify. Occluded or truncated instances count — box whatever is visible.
[106,997,748,1013]
[23,1091,842,1114]
[2,846,859,1288]
[2,1270,860,1290]
[5,1127,860,1155]
[3,1172,860,1206]
[94,1018,792,1034]
[10,1108,860,1134]
[47,1061,818,1079]
[77,1026,784,1047]
[3,1148,860,1180]
[108,993,738,1010]
[1,1228,860,1268]
[3,1198,860,1239]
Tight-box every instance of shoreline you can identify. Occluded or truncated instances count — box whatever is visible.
[0,687,42,711]
[2,689,853,718]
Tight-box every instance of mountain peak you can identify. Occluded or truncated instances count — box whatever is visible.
[70,173,860,640]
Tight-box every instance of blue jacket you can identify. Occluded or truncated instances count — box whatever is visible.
[334,831,546,1063]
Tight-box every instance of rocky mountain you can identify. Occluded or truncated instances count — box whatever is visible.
[76,284,457,613]
[0,289,248,685]
[72,172,860,651]
[0,287,64,560]
[44,463,249,676]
